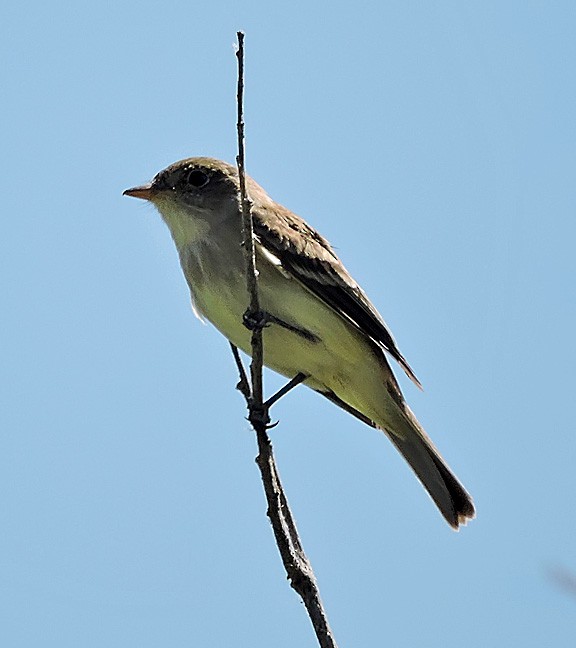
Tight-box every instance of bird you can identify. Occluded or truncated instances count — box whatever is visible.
[124,157,475,529]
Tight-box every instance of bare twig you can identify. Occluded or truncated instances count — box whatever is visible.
[229,342,251,401]
[235,31,263,418]
[233,31,338,648]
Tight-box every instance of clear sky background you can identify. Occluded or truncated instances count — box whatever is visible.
[1,2,575,646]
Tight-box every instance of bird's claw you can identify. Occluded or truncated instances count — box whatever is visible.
[248,403,272,429]
[242,309,270,332]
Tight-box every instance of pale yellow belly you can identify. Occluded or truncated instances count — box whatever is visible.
[185,252,390,423]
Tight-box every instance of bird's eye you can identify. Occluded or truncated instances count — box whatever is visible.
[185,169,210,188]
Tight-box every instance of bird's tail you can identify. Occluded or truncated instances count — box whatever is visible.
[382,402,475,529]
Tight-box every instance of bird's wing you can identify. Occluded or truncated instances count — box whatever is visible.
[252,202,422,388]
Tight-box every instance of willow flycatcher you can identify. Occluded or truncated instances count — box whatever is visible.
[124,157,475,529]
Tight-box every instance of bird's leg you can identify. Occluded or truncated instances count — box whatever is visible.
[263,372,308,411]
[242,307,270,333]
[230,340,308,428]
[242,308,319,343]
[249,372,308,429]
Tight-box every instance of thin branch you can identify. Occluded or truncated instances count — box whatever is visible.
[229,342,251,401]
[234,31,338,648]
[254,427,337,648]
[235,31,263,414]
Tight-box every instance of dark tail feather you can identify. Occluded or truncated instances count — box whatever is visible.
[385,404,475,529]
[318,388,475,528]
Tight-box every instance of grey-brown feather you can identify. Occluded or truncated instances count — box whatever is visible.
[141,157,475,528]
[250,195,474,527]
[252,201,422,388]
[318,386,475,528]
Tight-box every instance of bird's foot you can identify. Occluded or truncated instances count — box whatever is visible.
[242,308,271,332]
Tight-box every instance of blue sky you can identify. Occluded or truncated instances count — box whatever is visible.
[1,2,575,646]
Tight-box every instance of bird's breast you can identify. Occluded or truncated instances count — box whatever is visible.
[175,235,380,400]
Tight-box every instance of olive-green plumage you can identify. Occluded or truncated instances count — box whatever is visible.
[124,158,475,529]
